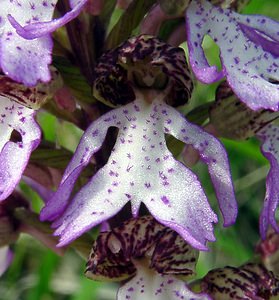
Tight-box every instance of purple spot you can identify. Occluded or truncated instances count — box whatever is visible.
[161,196,170,204]
[92,129,99,137]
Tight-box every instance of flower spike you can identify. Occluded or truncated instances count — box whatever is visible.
[186,0,279,111]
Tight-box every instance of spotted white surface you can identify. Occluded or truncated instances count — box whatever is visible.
[257,124,279,238]
[186,0,279,111]
[0,0,87,86]
[0,97,41,201]
[41,97,236,250]
[117,264,211,300]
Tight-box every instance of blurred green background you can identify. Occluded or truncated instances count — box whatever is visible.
[1,0,279,299]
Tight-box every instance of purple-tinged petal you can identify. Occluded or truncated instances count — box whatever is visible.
[0,246,13,276]
[186,0,279,111]
[0,0,87,86]
[8,0,88,40]
[257,125,279,239]
[162,102,237,228]
[0,1,55,85]
[118,265,211,300]
[40,107,123,222]
[47,98,220,249]
[0,98,41,201]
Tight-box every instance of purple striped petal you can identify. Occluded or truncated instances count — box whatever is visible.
[43,96,236,250]
[86,216,211,300]
[257,125,279,239]
[0,97,41,201]
[86,216,199,281]
[186,0,279,111]
[202,263,279,299]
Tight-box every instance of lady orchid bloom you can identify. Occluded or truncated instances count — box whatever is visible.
[0,0,87,86]
[86,215,211,300]
[41,35,237,251]
[0,70,62,201]
[208,82,279,240]
[186,0,279,111]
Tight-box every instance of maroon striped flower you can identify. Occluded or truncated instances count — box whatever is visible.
[86,216,211,300]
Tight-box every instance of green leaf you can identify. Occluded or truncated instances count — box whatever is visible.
[105,0,156,49]
[53,56,94,104]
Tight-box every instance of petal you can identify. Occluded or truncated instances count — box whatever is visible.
[0,246,13,276]
[40,107,123,222]
[49,99,219,249]
[0,0,54,85]
[186,0,279,111]
[0,0,87,86]
[257,125,279,238]
[8,0,88,39]
[117,264,211,300]
[0,97,41,201]
[161,102,237,228]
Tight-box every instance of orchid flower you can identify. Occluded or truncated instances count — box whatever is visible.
[86,216,211,300]
[186,0,279,111]
[0,0,87,86]
[0,95,40,201]
[208,81,279,240]
[0,70,62,201]
[41,35,237,250]
[201,263,279,299]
